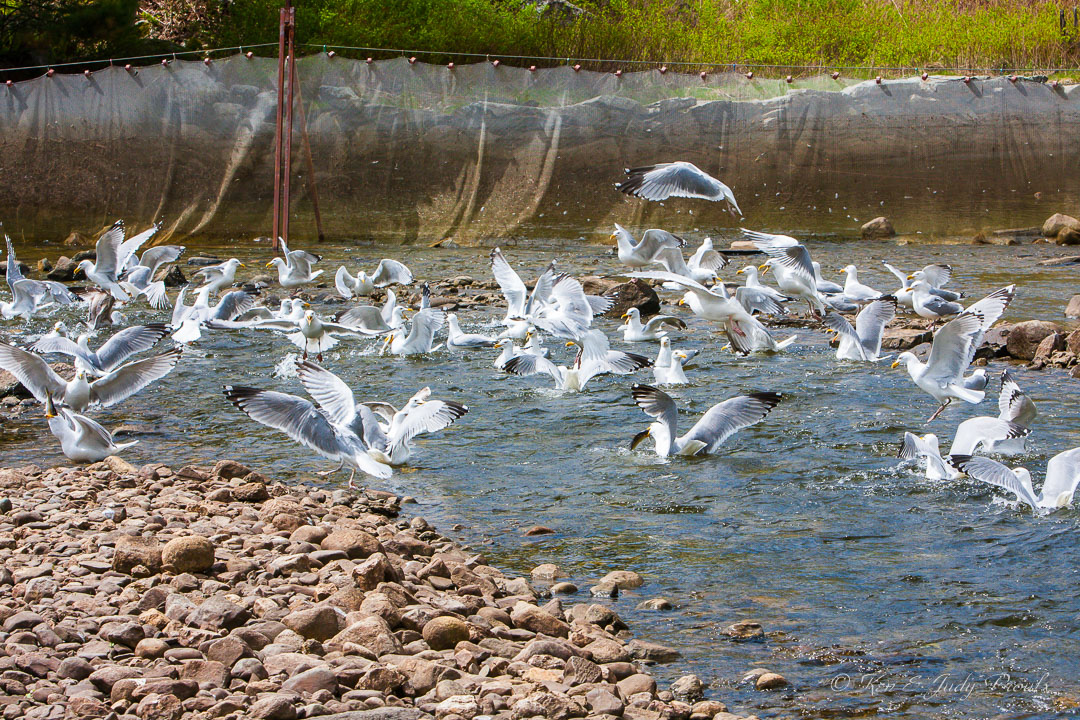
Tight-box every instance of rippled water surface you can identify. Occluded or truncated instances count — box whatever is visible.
[3,235,1079,719]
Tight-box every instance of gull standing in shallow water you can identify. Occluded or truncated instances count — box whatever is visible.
[892,286,1015,422]
[629,384,782,457]
[616,162,742,216]
[951,449,1080,512]
[296,361,467,466]
[446,313,498,352]
[381,308,445,356]
[44,395,137,463]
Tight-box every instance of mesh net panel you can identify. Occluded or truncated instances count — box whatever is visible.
[0,55,1077,244]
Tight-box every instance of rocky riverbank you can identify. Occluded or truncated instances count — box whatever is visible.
[0,459,760,720]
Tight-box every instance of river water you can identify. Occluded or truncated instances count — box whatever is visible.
[2,234,1078,719]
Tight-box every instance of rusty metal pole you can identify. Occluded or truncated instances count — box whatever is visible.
[293,78,326,242]
[281,5,296,246]
[271,5,288,253]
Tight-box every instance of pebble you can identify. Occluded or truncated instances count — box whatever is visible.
[0,460,706,720]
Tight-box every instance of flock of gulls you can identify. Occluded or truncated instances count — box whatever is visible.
[1,160,1077,515]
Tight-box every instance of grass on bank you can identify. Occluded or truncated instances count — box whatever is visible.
[3,0,1079,73]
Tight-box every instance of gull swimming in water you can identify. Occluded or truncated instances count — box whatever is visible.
[266,239,323,289]
[44,395,137,463]
[335,259,413,298]
[892,286,1015,421]
[735,265,789,307]
[193,258,245,296]
[653,338,695,386]
[951,448,1080,512]
[492,338,521,370]
[822,296,896,362]
[813,261,844,295]
[897,415,1030,481]
[629,384,781,457]
[618,308,687,342]
[744,230,826,317]
[296,360,467,466]
[617,162,742,216]
[381,308,445,356]
[31,323,170,377]
[223,384,392,486]
[0,341,181,411]
[446,313,498,352]
[502,329,650,392]
[611,224,684,268]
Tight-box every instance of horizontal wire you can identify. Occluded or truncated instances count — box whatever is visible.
[0,41,1073,77]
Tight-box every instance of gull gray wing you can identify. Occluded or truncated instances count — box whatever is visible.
[923,313,984,385]
[92,222,125,280]
[296,360,357,426]
[679,392,782,454]
[89,348,182,408]
[949,417,1031,456]
[854,296,896,355]
[139,245,184,276]
[735,286,785,316]
[0,341,67,403]
[822,311,868,361]
[335,305,391,333]
[387,399,468,447]
[371,259,413,287]
[96,324,171,370]
[950,455,1039,509]
[501,353,561,380]
[920,264,952,288]
[490,248,527,316]
[997,370,1036,426]
[224,385,351,462]
[1040,448,1080,508]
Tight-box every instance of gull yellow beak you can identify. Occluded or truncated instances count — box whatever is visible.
[239,262,246,267]
[630,427,651,450]
[906,273,915,280]
[677,298,685,306]
[565,341,575,347]
[621,312,629,319]
[890,360,901,369]
[265,260,274,268]
[736,268,744,275]
[758,264,770,274]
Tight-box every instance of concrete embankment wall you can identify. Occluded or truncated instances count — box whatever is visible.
[1,56,1077,244]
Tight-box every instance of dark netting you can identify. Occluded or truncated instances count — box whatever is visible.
[0,55,1077,244]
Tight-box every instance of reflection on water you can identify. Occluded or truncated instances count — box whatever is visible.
[2,236,1079,718]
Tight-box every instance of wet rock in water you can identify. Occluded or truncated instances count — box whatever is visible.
[724,620,765,641]
[46,256,77,281]
[422,616,470,650]
[636,597,673,611]
[590,581,619,598]
[628,638,681,662]
[161,535,215,573]
[691,699,729,717]
[550,581,578,595]
[1039,255,1080,266]
[1032,332,1067,366]
[62,231,89,247]
[35,257,51,272]
[753,671,789,690]
[600,569,644,589]
[156,265,187,287]
[187,255,222,267]
[670,673,705,702]
[531,563,565,580]
[881,327,932,350]
[523,525,555,536]
[1066,295,1080,319]
[861,216,895,239]
[1006,320,1061,360]
[1042,213,1080,244]
[583,276,661,316]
